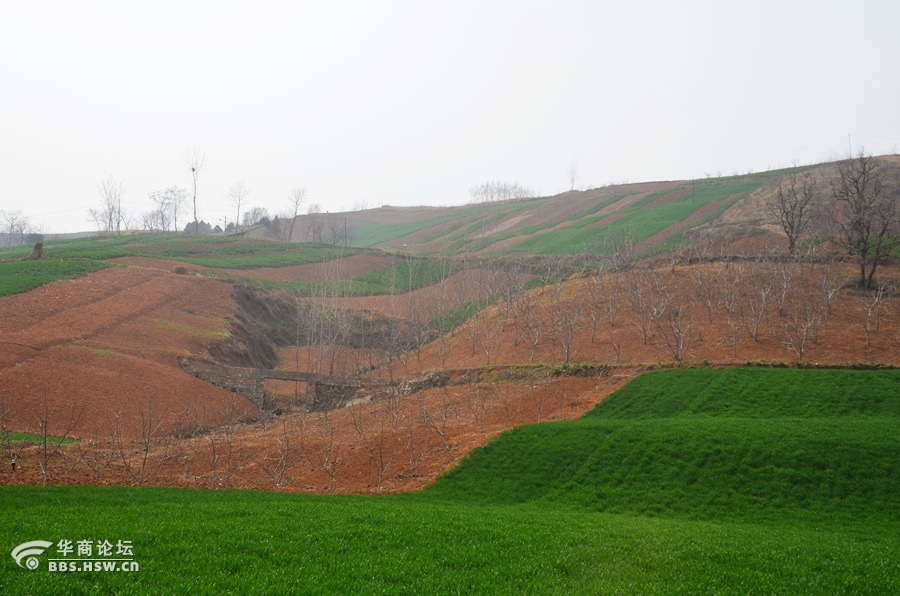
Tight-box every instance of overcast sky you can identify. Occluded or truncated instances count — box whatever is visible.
[2,1,898,234]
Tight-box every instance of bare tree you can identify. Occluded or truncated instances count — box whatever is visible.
[475,311,502,366]
[286,187,306,241]
[367,419,396,494]
[468,180,534,203]
[580,269,605,342]
[0,394,28,477]
[737,264,772,342]
[305,203,323,243]
[219,394,247,488]
[429,258,457,367]
[148,190,172,232]
[777,285,824,363]
[498,384,525,425]
[140,211,165,232]
[31,395,84,486]
[383,266,404,383]
[606,230,636,272]
[497,263,529,343]
[242,206,270,228]
[119,399,168,486]
[207,431,220,488]
[88,177,127,235]
[168,187,188,232]
[530,378,552,423]
[607,327,623,363]
[771,261,795,317]
[549,284,581,364]
[76,415,120,483]
[690,264,721,324]
[462,377,492,433]
[522,296,546,363]
[313,410,346,494]
[349,402,371,446]
[420,390,453,450]
[830,151,899,289]
[625,267,653,344]
[228,181,249,233]
[858,283,891,348]
[720,263,742,357]
[263,417,301,490]
[768,170,817,256]
[403,407,426,477]
[326,217,346,246]
[147,187,187,232]
[185,148,206,233]
[816,261,843,323]
[603,270,622,326]
[1,210,32,246]
[651,284,698,362]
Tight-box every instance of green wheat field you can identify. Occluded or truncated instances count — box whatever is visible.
[1,368,897,594]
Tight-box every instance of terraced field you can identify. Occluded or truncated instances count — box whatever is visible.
[1,158,899,591]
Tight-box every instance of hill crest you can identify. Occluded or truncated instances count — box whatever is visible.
[275,155,900,259]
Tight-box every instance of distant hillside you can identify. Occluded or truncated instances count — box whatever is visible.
[285,156,900,258]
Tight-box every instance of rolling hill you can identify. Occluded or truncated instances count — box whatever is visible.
[0,156,898,591]
[285,155,900,258]
[0,154,898,492]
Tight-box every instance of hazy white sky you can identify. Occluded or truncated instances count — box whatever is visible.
[1,0,898,233]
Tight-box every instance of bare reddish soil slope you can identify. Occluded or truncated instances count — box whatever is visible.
[0,267,256,440]
[2,258,898,495]
[407,262,900,371]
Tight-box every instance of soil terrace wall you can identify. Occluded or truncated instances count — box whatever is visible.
[180,358,272,408]
[180,358,389,412]
[180,358,451,413]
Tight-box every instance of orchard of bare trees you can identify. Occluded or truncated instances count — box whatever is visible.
[1,210,39,246]
[469,180,535,203]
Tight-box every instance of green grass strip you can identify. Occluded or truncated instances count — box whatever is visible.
[0,260,110,297]
[1,432,78,445]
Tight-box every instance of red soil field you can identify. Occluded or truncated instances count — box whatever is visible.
[2,258,898,494]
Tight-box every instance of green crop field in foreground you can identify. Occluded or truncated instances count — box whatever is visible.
[0,488,895,594]
[426,368,900,524]
[1,368,898,593]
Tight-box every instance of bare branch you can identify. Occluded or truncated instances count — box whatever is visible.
[830,151,899,289]
[768,170,817,256]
